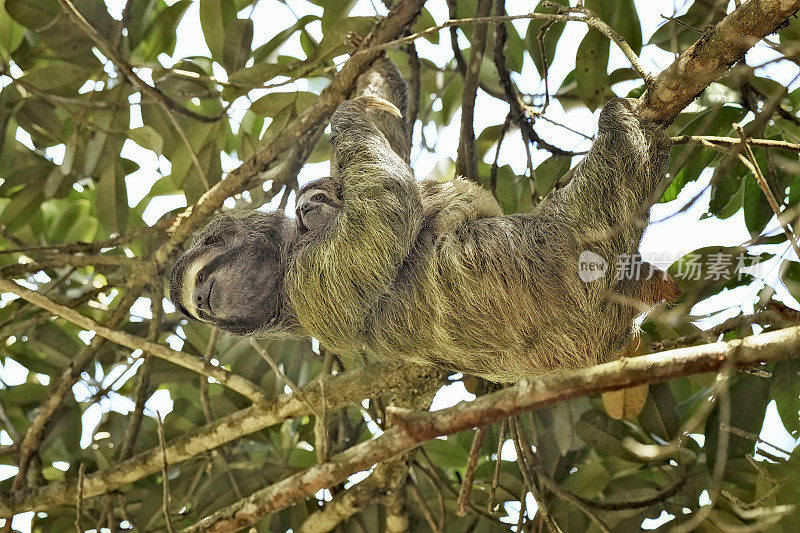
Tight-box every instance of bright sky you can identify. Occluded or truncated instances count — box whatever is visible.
[2,0,800,530]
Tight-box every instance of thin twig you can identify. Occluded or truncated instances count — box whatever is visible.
[57,0,213,189]
[510,418,562,533]
[489,113,512,198]
[156,413,176,533]
[408,478,441,532]
[75,463,85,533]
[118,292,163,461]
[57,1,220,123]
[412,462,446,529]
[0,399,20,442]
[550,2,652,83]
[0,277,266,402]
[514,420,611,532]
[671,135,800,152]
[673,354,737,533]
[200,328,221,424]
[487,419,508,512]
[456,425,488,516]
[733,123,800,261]
[719,423,793,457]
[651,303,800,352]
[314,378,329,464]
[493,3,575,159]
[454,0,491,183]
[406,42,421,149]
[250,339,319,416]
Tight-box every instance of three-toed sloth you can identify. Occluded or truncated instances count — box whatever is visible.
[170,57,678,382]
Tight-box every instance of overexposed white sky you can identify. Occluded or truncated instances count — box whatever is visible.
[2,1,800,530]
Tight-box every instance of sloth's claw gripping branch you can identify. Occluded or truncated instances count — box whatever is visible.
[357,95,403,118]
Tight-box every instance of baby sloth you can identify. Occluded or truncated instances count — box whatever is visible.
[295,175,503,239]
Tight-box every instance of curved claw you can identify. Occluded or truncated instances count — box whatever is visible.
[356,95,403,118]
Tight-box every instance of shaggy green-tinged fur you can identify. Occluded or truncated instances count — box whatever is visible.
[171,58,672,382]
[298,57,502,240]
[287,98,670,382]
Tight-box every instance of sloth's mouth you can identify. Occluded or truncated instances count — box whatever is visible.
[205,279,214,315]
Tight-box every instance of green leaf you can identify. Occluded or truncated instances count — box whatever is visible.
[709,169,745,219]
[0,0,25,61]
[5,0,58,29]
[662,105,746,202]
[200,0,232,60]
[743,175,773,237]
[314,16,373,62]
[134,0,191,63]
[423,438,468,469]
[227,62,286,90]
[781,260,800,304]
[0,183,43,231]
[575,28,611,111]
[575,410,638,461]
[639,383,680,441]
[527,0,569,78]
[49,200,96,244]
[649,1,726,53]
[250,91,298,117]
[586,0,642,54]
[550,397,591,456]
[413,8,438,44]
[534,155,571,197]
[95,160,128,233]
[128,126,164,155]
[667,246,756,303]
[252,14,317,63]
[772,360,800,437]
[320,0,357,32]
[221,16,253,73]
[561,461,611,498]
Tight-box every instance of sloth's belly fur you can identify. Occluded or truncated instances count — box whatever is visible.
[310,213,641,383]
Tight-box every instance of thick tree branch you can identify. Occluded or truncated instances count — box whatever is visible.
[185,325,800,532]
[0,278,265,403]
[640,0,800,123]
[0,363,440,514]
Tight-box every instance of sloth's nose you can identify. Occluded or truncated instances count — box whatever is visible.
[299,202,312,214]
[192,282,214,315]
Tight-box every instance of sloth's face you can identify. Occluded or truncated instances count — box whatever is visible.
[295,186,340,232]
[294,177,343,234]
[169,212,295,335]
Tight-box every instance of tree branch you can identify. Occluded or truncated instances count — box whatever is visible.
[0,278,265,403]
[671,135,800,152]
[184,324,800,532]
[0,363,441,514]
[455,0,492,182]
[640,0,800,123]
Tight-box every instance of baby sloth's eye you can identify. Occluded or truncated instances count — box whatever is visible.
[311,193,327,203]
[201,234,222,247]
[197,271,206,284]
